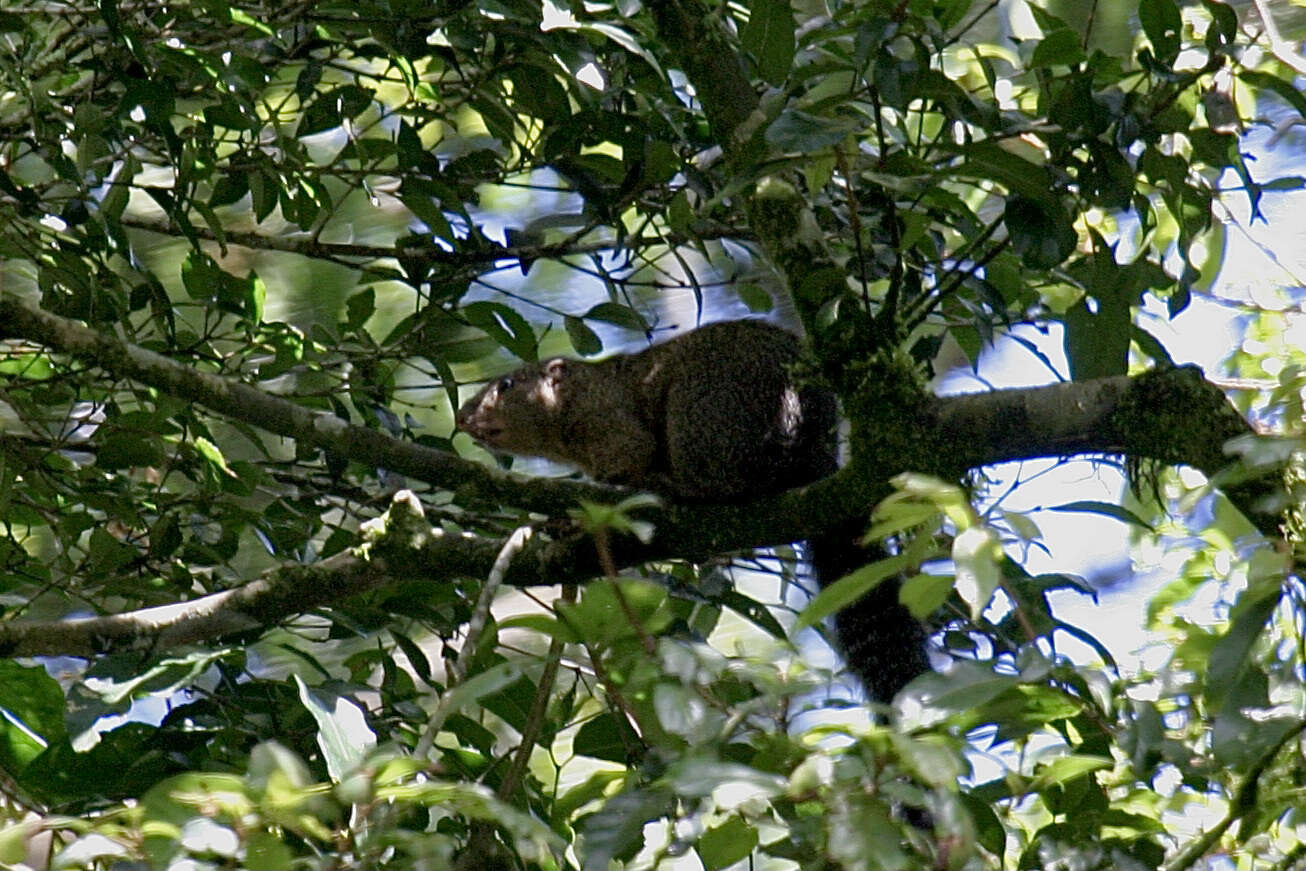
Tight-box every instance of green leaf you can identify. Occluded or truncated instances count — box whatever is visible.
[899,572,954,619]
[0,354,52,380]
[495,614,580,644]
[1139,0,1182,65]
[913,661,1022,718]
[194,436,235,477]
[698,816,759,870]
[399,178,454,240]
[583,302,647,331]
[0,822,31,865]
[463,301,538,362]
[432,662,525,722]
[1030,755,1112,789]
[245,831,295,870]
[1206,587,1281,709]
[1004,195,1076,269]
[554,770,627,820]
[1213,710,1300,768]
[560,580,673,646]
[389,630,433,685]
[578,788,673,871]
[765,109,858,151]
[297,85,374,137]
[0,661,65,775]
[665,760,785,798]
[565,315,603,356]
[181,251,222,301]
[574,713,638,764]
[1202,0,1238,47]
[508,65,571,123]
[1242,70,1306,126]
[1030,28,1085,68]
[827,795,908,869]
[734,283,774,312]
[343,288,375,332]
[87,526,137,575]
[480,675,544,734]
[890,733,967,788]
[741,0,795,85]
[959,791,1006,858]
[719,590,786,638]
[246,271,266,323]
[1063,292,1131,379]
[795,552,914,632]
[1045,500,1153,530]
[653,683,722,742]
[953,142,1055,206]
[294,676,377,782]
[953,527,1002,620]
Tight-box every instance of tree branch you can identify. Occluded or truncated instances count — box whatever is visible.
[120,217,750,271]
[0,294,1273,657]
[0,294,616,516]
[645,0,758,145]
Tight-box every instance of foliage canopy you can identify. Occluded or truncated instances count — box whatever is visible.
[1,0,1305,869]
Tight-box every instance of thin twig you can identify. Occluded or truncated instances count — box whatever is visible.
[1165,721,1306,871]
[1249,0,1306,76]
[449,525,533,684]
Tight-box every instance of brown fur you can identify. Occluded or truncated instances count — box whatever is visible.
[456,320,838,502]
[455,318,927,703]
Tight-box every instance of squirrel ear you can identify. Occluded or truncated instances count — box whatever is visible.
[543,358,568,385]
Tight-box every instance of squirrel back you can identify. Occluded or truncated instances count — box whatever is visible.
[455,319,927,702]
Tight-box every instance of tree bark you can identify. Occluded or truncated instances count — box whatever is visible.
[0,294,1270,656]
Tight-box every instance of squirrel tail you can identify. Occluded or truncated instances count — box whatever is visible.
[810,528,929,705]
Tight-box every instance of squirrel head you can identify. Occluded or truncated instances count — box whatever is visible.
[455,358,571,458]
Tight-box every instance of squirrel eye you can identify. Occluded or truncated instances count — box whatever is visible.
[499,376,515,391]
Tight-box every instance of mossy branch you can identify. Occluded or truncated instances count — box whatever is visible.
[0,292,1275,658]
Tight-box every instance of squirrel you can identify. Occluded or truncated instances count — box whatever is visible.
[455,319,928,703]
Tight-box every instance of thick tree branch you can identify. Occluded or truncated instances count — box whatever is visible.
[935,369,1252,474]
[0,492,472,657]
[0,294,616,515]
[646,0,759,145]
[0,290,1272,656]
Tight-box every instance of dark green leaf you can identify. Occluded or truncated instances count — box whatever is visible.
[1063,291,1130,379]
[698,816,758,870]
[343,288,376,332]
[795,552,914,631]
[1207,587,1280,709]
[741,0,795,85]
[1030,29,1085,68]
[508,65,571,123]
[583,302,647,331]
[578,789,673,871]
[1045,500,1153,530]
[765,109,857,151]
[463,301,538,362]
[389,630,433,685]
[1140,0,1182,65]
[1004,196,1076,269]
[0,661,66,778]
[574,713,639,764]
[565,315,604,355]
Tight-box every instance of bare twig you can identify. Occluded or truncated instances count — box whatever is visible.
[1249,0,1306,76]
